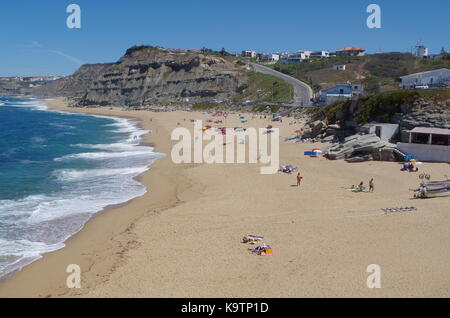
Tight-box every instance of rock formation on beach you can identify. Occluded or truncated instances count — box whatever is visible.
[297,90,450,142]
[285,90,450,162]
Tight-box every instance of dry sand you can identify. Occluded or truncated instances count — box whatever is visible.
[0,97,449,298]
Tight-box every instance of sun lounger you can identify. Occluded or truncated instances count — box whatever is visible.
[279,165,298,174]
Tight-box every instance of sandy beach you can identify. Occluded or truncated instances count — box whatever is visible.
[0,97,449,298]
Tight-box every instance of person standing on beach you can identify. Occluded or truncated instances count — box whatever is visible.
[296,173,303,187]
[369,178,374,193]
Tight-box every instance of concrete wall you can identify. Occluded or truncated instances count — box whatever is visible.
[401,69,450,88]
[368,124,399,141]
[397,143,450,162]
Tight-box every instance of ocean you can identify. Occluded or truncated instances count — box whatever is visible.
[0,97,162,279]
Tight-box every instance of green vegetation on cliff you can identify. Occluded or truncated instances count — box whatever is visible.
[192,102,219,110]
[124,45,165,56]
[232,72,294,103]
[269,53,450,94]
[311,89,450,125]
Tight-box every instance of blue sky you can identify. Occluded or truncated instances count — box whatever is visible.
[1,0,449,76]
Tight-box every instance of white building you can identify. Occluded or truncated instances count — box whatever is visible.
[281,50,312,64]
[310,51,330,59]
[400,68,450,89]
[260,53,280,62]
[397,127,450,162]
[335,46,366,57]
[416,45,429,58]
[242,50,257,58]
[318,83,364,104]
[360,123,399,141]
[332,65,346,71]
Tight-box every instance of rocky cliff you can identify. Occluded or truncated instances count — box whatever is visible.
[297,90,450,143]
[35,46,247,107]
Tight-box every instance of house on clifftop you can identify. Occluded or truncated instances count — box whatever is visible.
[335,46,366,57]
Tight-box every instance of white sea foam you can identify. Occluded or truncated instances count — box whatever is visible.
[73,142,139,151]
[6,99,48,111]
[55,166,150,182]
[55,149,155,161]
[0,100,163,279]
[0,238,65,279]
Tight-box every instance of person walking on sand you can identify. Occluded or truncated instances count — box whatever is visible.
[369,178,374,193]
[296,173,303,187]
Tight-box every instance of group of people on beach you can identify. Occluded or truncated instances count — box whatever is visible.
[401,161,419,172]
[350,178,375,193]
[296,174,375,193]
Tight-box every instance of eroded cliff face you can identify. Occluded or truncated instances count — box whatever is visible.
[305,90,450,141]
[48,47,246,107]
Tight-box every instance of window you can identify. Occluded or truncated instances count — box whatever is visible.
[431,134,449,146]
[411,133,430,144]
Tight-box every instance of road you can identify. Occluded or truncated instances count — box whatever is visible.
[251,63,314,107]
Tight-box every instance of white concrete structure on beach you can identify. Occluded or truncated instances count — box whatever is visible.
[397,127,450,162]
[361,123,399,141]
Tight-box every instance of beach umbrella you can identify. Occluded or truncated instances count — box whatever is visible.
[294,129,302,134]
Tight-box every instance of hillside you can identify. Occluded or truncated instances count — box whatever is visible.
[269,53,450,93]
[231,72,293,103]
[308,89,450,132]
[27,46,293,108]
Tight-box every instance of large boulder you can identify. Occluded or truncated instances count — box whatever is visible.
[325,134,397,161]
[311,120,327,136]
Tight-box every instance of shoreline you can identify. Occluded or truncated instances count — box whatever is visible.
[0,98,163,282]
[1,97,449,298]
[0,97,191,297]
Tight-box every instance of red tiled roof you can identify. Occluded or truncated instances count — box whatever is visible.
[337,46,365,52]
